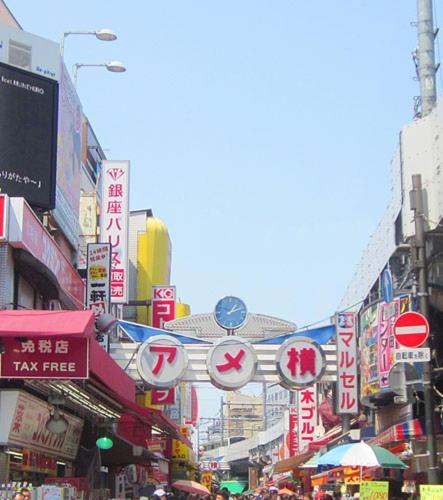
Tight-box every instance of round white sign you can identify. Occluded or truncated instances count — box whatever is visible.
[136,335,187,388]
[206,336,257,390]
[276,336,326,389]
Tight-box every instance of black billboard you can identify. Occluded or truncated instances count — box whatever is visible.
[0,62,58,209]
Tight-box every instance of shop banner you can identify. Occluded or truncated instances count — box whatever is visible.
[360,481,389,499]
[100,160,130,303]
[298,384,317,453]
[0,390,83,460]
[336,312,358,414]
[420,485,443,499]
[0,337,89,379]
[152,286,176,329]
[86,243,111,318]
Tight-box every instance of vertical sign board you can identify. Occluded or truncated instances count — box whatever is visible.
[297,385,317,453]
[0,194,9,241]
[336,312,359,415]
[100,160,130,303]
[287,400,299,457]
[86,243,111,351]
[152,286,176,328]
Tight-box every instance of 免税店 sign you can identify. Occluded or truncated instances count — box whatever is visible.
[0,337,89,379]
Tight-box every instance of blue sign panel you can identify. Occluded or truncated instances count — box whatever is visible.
[381,269,393,303]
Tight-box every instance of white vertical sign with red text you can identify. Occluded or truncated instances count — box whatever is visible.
[298,385,317,453]
[100,161,130,303]
[152,286,176,329]
[287,399,299,457]
[336,312,358,415]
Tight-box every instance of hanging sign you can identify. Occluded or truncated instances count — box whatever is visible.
[276,336,325,389]
[136,335,188,388]
[152,286,176,329]
[206,336,257,390]
[100,160,130,303]
[298,385,317,452]
[86,243,111,317]
[336,312,358,414]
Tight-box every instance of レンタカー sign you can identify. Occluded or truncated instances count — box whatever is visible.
[360,481,389,499]
[206,336,257,390]
[276,336,326,389]
[136,335,188,388]
[394,311,430,348]
[0,337,89,379]
[100,160,130,303]
[336,312,358,415]
[152,286,176,329]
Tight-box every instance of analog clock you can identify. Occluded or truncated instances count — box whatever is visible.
[214,296,248,330]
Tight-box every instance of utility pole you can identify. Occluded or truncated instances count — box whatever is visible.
[410,174,439,484]
[220,397,224,446]
[416,0,437,116]
[262,382,268,431]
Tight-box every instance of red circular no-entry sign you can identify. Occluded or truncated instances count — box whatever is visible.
[393,311,430,348]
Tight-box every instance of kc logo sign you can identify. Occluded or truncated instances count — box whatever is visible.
[136,335,187,388]
[152,286,176,329]
[206,337,257,390]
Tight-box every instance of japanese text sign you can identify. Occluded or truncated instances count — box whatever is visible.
[206,336,257,390]
[151,388,175,405]
[136,335,188,388]
[0,337,89,379]
[360,481,389,499]
[86,243,111,318]
[276,336,326,389]
[287,400,299,457]
[298,385,317,452]
[420,485,443,499]
[152,286,176,329]
[1,390,83,460]
[100,160,130,303]
[336,312,358,414]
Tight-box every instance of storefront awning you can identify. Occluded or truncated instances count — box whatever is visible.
[0,310,96,338]
[272,450,314,473]
[369,418,425,446]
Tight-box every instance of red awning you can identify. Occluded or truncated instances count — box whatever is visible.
[0,310,96,338]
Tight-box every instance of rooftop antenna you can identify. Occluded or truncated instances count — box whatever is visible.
[415,0,438,117]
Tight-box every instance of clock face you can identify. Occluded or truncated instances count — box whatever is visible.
[214,296,248,330]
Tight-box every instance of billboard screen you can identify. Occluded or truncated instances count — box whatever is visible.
[0,62,58,209]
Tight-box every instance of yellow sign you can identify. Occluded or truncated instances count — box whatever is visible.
[172,438,189,460]
[201,471,212,490]
[420,485,443,499]
[360,481,389,499]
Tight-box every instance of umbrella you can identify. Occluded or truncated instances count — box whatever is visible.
[318,441,407,469]
[172,480,210,496]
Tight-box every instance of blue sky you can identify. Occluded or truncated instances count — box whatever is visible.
[6,0,443,417]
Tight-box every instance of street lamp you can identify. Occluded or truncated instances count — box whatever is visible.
[73,61,126,87]
[60,29,117,56]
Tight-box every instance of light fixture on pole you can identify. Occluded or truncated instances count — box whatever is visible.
[60,29,117,57]
[73,61,126,88]
[46,393,69,434]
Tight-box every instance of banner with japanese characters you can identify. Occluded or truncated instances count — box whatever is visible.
[0,337,89,379]
[336,312,359,415]
[287,399,299,457]
[100,160,130,303]
[298,385,317,452]
[86,243,111,318]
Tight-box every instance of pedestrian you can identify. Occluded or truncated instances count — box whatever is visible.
[11,493,24,500]
[20,489,31,500]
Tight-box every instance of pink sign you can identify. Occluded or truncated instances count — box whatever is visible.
[8,198,84,307]
[0,337,89,379]
[336,312,358,414]
[100,160,130,303]
[152,286,176,329]
[378,302,397,388]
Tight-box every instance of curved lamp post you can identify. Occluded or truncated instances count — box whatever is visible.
[73,61,126,87]
[61,29,118,56]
